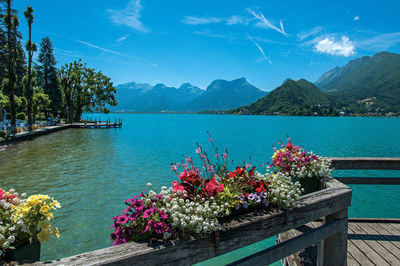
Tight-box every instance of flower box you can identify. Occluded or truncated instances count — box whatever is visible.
[51,177,352,265]
[3,239,40,263]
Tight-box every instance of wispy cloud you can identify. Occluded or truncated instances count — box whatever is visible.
[357,32,400,51]
[246,7,287,37]
[314,36,355,57]
[226,15,243,25]
[76,39,156,67]
[354,16,359,21]
[183,15,247,26]
[116,34,130,42]
[247,34,272,64]
[194,29,229,39]
[182,16,222,25]
[108,0,148,32]
[297,26,322,41]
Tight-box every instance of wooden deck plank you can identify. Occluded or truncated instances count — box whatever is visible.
[358,223,400,261]
[348,225,390,265]
[352,223,400,265]
[280,222,400,266]
[347,252,361,266]
[379,222,400,234]
[346,238,375,266]
[375,223,400,250]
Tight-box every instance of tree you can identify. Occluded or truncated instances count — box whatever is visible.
[0,90,9,121]
[59,60,117,123]
[2,0,19,131]
[36,37,61,116]
[23,5,36,130]
[32,87,50,120]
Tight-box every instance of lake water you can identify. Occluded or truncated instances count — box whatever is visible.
[1,114,399,263]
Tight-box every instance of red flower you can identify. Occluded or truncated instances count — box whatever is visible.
[229,167,245,178]
[203,178,224,197]
[178,169,202,186]
[172,181,185,192]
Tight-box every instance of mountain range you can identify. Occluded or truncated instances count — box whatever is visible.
[112,78,267,112]
[112,51,400,115]
[231,51,400,116]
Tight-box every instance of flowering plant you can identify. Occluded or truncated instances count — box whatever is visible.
[270,138,332,180]
[111,135,303,245]
[0,188,61,258]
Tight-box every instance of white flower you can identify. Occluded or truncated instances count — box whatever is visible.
[2,241,10,249]
[7,235,15,243]
[9,189,15,193]
[147,182,152,187]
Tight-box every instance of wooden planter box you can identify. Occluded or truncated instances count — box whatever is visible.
[46,177,351,266]
[3,238,40,263]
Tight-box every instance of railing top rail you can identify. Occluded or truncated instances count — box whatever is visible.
[329,157,400,170]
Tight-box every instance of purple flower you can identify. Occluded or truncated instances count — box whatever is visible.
[242,201,248,208]
[116,215,129,224]
[159,210,168,221]
[254,195,261,203]
[142,208,155,218]
[248,193,255,201]
[123,206,131,214]
[263,199,269,207]
[152,222,165,234]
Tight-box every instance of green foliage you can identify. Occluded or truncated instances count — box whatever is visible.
[59,60,116,122]
[316,52,400,113]
[36,37,61,115]
[232,79,338,116]
[0,90,9,108]
[16,111,26,120]
[32,87,50,118]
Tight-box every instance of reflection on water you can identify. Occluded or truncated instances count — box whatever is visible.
[0,114,399,262]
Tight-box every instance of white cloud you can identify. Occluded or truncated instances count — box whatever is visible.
[182,16,222,25]
[246,7,287,37]
[297,26,322,40]
[194,30,229,39]
[116,34,130,42]
[357,32,400,51]
[354,16,359,21]
[314,36,355,57]
[226,15,242,25]
[108,0,148,32]
[247,35,272,64]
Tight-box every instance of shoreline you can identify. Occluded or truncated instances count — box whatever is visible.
[0,124,71,146]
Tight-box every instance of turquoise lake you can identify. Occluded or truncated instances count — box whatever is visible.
[0,114,399,263]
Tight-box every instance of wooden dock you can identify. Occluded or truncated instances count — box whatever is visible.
[71,119,122,128]
[279,219,400,266]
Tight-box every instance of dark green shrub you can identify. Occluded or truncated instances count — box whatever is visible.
[16,112,26,120]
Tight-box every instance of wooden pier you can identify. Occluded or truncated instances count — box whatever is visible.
[71,119,122,128]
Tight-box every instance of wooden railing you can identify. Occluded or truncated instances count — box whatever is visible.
[330,157,400,185]
[44,157,400,266]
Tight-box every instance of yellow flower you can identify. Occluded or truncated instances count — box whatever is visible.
[51,199,61,209]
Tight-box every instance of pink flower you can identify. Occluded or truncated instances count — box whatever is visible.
[196,148,201,154]
[172,181,185,192]
[142,208,155,219]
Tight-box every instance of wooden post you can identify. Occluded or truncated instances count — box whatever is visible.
[321,208,348,266]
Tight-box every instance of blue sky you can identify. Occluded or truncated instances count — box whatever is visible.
[14,0,400,91]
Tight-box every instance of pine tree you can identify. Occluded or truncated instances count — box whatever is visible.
[23,5,36,129]
[36,37,61,116]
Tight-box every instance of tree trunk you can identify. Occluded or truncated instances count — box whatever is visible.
[7,0,16,133]
[27,22,33,131]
